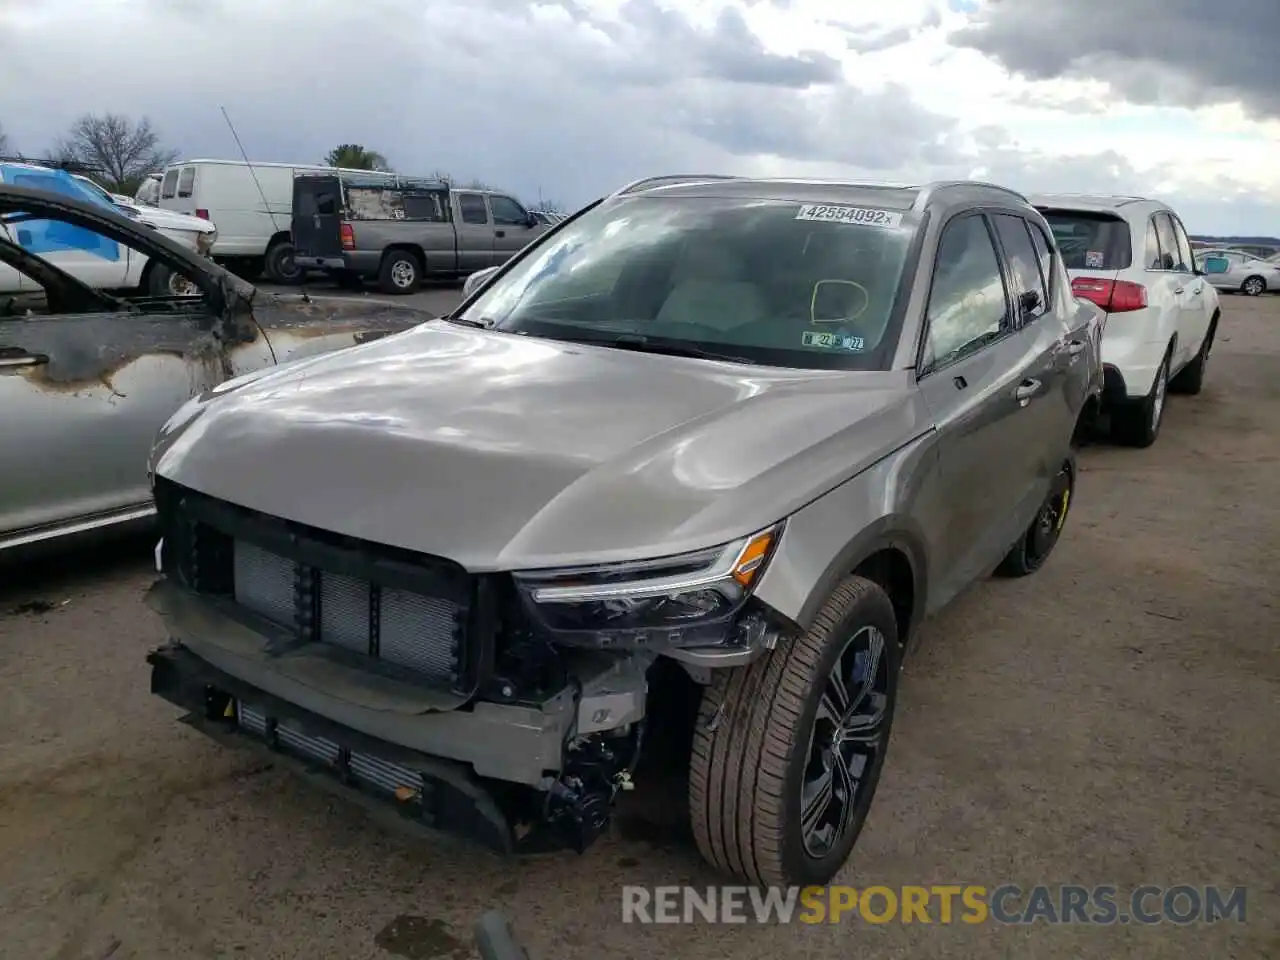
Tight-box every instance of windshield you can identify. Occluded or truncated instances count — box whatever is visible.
[458,195,918,370]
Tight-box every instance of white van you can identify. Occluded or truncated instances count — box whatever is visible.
[157,159,398,283]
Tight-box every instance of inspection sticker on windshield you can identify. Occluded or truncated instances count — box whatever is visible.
[803,331,866,351]
[1084,250,1104,268]
[795,204,903,228]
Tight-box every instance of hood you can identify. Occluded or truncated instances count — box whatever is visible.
[136,206,216,234]
[152,323,929,571]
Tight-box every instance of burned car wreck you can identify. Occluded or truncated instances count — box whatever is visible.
[146,176,1101,886]
[0,184,430,553]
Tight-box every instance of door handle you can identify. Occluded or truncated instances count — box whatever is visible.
[1014,379,1040,406]
[495,230,506,238]
[1173,286,1184,295]
[1190,286,1203,296]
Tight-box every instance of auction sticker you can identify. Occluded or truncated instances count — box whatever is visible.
[803,331,866,351]
[1084,250,1104,268]
[795,204,903,227]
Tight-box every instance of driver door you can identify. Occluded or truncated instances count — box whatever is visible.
[0,226,226,548]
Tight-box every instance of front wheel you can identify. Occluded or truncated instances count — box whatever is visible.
[996,455,1075,577]
[1241,275,1266,297]
[689,575,900,886]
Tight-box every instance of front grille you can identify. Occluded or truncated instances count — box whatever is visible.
[155,479,486,695]
[229,539,460,683]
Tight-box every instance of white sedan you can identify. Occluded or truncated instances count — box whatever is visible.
[1195,248,1280,296]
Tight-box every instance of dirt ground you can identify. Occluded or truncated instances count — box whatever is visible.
[1,294,1276,960]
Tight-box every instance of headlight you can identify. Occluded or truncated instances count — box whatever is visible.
[512,524,780,648]
[197,228,216,256]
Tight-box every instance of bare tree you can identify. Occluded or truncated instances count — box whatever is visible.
[54,113,179,193]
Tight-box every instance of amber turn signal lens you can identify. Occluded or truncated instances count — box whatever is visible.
[732,530,775,587]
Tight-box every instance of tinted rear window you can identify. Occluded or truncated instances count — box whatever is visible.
[1039,209,1132,270]
[161,168,179,199]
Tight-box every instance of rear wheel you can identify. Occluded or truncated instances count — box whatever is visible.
[378,250,421,295]
[1170,319,1215,395]
[996,456,1075,577]
[1112,349,1169,448]
[1241,275,1266,297]
[264,240,301,284]
[689,575,900,886]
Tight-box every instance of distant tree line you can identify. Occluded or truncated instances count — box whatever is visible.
[1,117,558,208]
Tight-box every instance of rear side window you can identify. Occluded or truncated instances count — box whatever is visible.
[992,214,1048,321]
[1152,213,1180,271]
[1028,220,1054,297]
[177,167,195,198]
[1144,220,1161,269]
[1040,209,1132,271]
[161,169,179,199]
[1167,214,1194,272]
[458,193,488,225]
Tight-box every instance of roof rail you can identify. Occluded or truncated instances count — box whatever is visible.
[914,180,1029,209]
[608,174,742,198]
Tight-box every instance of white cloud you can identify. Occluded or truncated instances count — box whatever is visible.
[0,0,1275,235]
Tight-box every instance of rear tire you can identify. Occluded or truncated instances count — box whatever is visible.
[996,455,1076,577]
[1241,275,1266,297]
[1170,320,1215,395]
[689,575,900,886]
[264,240,301,284]
[1111,348,1170,448]
[378,250,421,295]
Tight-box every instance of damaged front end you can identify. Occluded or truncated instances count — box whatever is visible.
[146,479,779,856]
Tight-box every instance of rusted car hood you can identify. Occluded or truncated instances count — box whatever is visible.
[247,293,431,365]
[151,322,929,572]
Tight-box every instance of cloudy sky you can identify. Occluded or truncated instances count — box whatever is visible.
[1,0,1277,235]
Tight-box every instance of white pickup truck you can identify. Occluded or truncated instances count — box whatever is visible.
[0,162,212,296]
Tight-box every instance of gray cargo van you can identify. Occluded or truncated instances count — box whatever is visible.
[291,174,550,294]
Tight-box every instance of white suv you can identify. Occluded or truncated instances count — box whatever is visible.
[1031,195,1219,448]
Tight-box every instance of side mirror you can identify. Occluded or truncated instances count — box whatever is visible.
[526,211,539,228]
[1018,290,1042,315]
[1202,256,1230,275]
[16,229,32,247]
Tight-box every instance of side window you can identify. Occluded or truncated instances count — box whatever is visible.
[160,169,179,199]
[489,195,528,226]
[1144,219,1162,270]
[1153,213,1178,271]
[458,193,488,225]
[922,214,1010,371]
[992,214,1048,321]
[1028,220,1055,300]
[177,167,195,199]
[1169,216,1194,272]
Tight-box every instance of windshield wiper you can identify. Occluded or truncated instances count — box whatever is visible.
[577,333,758,365]
[440,313,493,329]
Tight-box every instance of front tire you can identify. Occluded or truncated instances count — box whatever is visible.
[689,576,900,886]
[996,455,1075,577]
